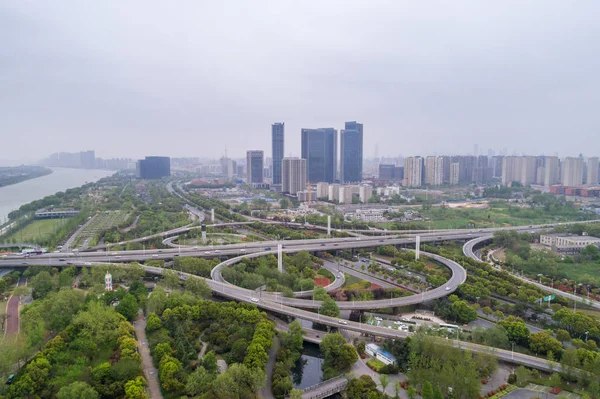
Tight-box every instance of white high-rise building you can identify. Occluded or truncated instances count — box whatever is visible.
[359,185,373,203]
[562,157,584,186]
[587,157,599,185]
[328,184,340,202]
[424,156,444,186]
[404,157,423,187]
[502,156,537,186]
[339,185,360,204]
[450,163,460,185]
[281,158,307,196]
[316,182,330,199]
[544,156,560,187]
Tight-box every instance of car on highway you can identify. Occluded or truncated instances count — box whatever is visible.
[240,249,246,252]
[437,236,442,239]
[152,254,158,258]
[320,244,326,246]
[333,244,338,246]
[85,262,91,266]
[338,320,348,325]
[250,298,259,303]
[21,262,28,265]
[379,240,384,242]
[445,286,451,291]
[264,247,272,250]
[214,250,221,253]
[204,251,211,254]
[59,259,66,262]
[393,321,402,325]
[193,246,198,249]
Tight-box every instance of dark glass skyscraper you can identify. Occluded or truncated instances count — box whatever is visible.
[136,156,171,179]
[246,150,264,184]
[340,121,363,183]
[272,123,284,185]
[301,128,337,183]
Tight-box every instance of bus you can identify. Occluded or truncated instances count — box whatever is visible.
[439,323,460,333]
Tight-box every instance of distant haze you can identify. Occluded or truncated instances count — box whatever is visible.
[1,1,599,162]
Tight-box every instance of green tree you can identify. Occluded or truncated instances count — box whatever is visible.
[186,366,213,396]
[289,389,303,399]
[124,377,148,399]
[212,363,266,399]
[320,297,340,318]
[159,355,184,392]
[529,332,562,356]
[313,286,329,301]
[185,277,212,298]
[57,381,100,399]
[163,269,181,289]
[147,287,167,315]
[379,374,390,397]
[482,306,493,317]
[202,350,218,374]
[450,300,478,323]
[555,329,571,344]
[493,310,504,321]
[145,312,162,332]
[0,278,8,295]
[498,316,530,346]
[421,381,434,399]
[116,293,139,321]
[30,270,56,299]
[320,333,357,379]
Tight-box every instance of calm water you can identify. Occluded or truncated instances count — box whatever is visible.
[0,168,114,222]
[292,342,325,390]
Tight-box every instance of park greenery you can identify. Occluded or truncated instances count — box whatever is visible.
[495,228,600,287]
[0,284,146,399]
[319,332,358,379]
[271,320,304,398]
[145,296,275,398]
[221,251,326,293]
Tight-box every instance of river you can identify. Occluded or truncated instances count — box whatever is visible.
[0,168,114,223]
[292,342,325,390]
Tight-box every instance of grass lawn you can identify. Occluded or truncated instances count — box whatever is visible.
[7,219,65,243]
[343,273,364,287]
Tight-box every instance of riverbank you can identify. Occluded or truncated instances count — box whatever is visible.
[0,166,52,188]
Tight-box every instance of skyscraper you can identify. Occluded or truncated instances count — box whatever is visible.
[587,157,599,185]
[136,156,170,179]
[340,121,363,183]
[271,123,284,185]
[562,157,584,186]
[544,156,560,187]
[281,158,307,195]
[301,128,337,183]
[246,150,264,184]
[425,156,444,186]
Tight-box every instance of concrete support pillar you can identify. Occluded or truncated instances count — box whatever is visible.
[211,209,215,223]
[278,244,283,273]
[201,225,207,244]
[415,235,421,260]
[327,215,331,237]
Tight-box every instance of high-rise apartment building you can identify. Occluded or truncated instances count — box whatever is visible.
[220,157,237,179]
[473,156,492,184]
[246,151,264,184]
[425,156,444,186]
[502,156,537,186]
[404,157,423,187]
[301,128,337,183]
[587,157,599,185]
[562,157,584,186]
[281,157,306,195]
[340,121,363,183]
[339,185,360,204]
[450,163,460,185]
[316,182,330,198]
[359,185,373,203]
[271,123,284,185]
[491,156,504,178]
[80,151,96,169]
[543,156,560,187]
[328,184,340,202]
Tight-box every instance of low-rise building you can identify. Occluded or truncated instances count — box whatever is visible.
[540,233,600,253]
[365,343,396,366]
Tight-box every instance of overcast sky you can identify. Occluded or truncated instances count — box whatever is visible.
[1,1,599,163]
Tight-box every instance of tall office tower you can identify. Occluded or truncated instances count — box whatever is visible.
[80,150,96,169]
[403,157,423,187]
[449,163,460,185]
[562,157,584,186]
[544,156,560,187]
[340,121,363,183]
[136,156,171,179]
[246,150,264,184]
[281,158,307,195]
[220,157,237,178]
[272,123,284,185]
[425,156,444,186]
[301,128,337,183]
[587,157,599,185]
[491,156,504,178]
[379,164,396,181]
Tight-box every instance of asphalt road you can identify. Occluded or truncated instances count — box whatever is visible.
[4,277,26,338]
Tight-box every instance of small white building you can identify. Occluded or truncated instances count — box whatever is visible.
[540,233,600,253]
[365,343,397,366]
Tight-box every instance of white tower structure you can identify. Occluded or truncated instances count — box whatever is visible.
[415,236,421,260]
[278,244,283,273]
[211,209,215,223]
[105,272,113,291]
[327,215,331,236]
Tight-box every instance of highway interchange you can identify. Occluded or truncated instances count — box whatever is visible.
[1,219,599,372]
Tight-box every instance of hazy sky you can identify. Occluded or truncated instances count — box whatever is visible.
[1,1,599,163]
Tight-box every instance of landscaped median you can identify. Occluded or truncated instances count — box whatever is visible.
[481,384,517,399]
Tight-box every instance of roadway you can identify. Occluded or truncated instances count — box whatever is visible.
[463,236,600,311]
[4,277,26,339]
